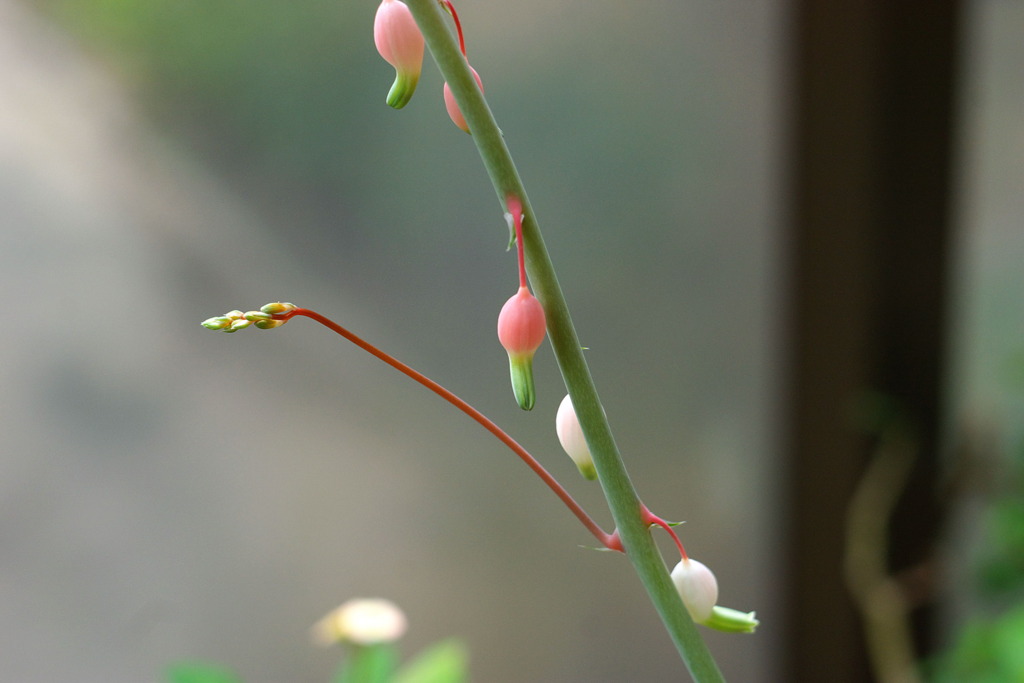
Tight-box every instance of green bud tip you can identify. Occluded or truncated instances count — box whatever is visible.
[508,354,537,411]
[386,72,419,109]
[201,317,232,331]
[577,461,598,481]
[702,606,759,634]
[260,302,297,315]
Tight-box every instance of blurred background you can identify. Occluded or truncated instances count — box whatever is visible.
[0,0,1020,681]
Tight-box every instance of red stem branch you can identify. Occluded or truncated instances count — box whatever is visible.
[642,504,688,561]
[440,0,466,56]
[507,195,527,289]
[280,307,621,551]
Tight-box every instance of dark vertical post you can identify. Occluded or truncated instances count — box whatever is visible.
[783,1,961,680]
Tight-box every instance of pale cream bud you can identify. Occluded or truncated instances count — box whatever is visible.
[311,598,408,647]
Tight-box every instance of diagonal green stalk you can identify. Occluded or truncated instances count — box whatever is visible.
[402,1,725,680]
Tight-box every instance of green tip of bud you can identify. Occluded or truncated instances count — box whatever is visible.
[386,72,419,109]
[508,355,537,411]
[577,460,598,481]
[201,316,232,331]
[226,319,252,333]
[254,318,285,330]
[261,302,297,315]
[702,606,759,634]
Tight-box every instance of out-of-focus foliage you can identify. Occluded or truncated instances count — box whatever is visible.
[391,639,467,683]
[930,442,1024,681]
[35,0,366,155]
[976,494,1024,598]
[164,638,468,683]
[33,0,378,239]
[166,661,243,683]
[929,605,1024,682]
[333,643,397,683]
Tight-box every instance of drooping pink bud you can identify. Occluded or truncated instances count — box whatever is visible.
[498,286,546,355]
[443,65,483,133]
[374,0,425,109]
[497,286,546,410]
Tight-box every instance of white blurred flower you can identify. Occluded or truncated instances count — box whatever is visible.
[311,598,408,646]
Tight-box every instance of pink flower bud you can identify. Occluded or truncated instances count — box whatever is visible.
[555,394,597,480]
[374,0,425,109]
[443,65,483,133]
[497,286,546,410]
[671,558,719,623]
[498,286,546,355]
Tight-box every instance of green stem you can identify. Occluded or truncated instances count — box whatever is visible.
[403,2,725,680]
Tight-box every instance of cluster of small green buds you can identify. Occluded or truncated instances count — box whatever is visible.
[200,310,249,333]
[242,311,287,330]
[670,558,759,633]
[201,302,296,332]
[555,394,598,480]
[374,0,425,109]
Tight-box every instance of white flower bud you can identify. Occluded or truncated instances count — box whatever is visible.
[556,394,597,480]
[671,558,719,623]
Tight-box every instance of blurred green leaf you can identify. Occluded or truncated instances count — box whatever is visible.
[976,493,1024,598]
[165,661,242,683]
[929,604,1024,682]
[393,639,468,683]
[334,644,398,683]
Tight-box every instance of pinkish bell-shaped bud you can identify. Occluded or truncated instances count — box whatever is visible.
[555,394,597,480]
[670,558,760,633]
[497,286,546,410]
[443,65,483,133]
[671,558,719,623]
[374,0,424,109]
